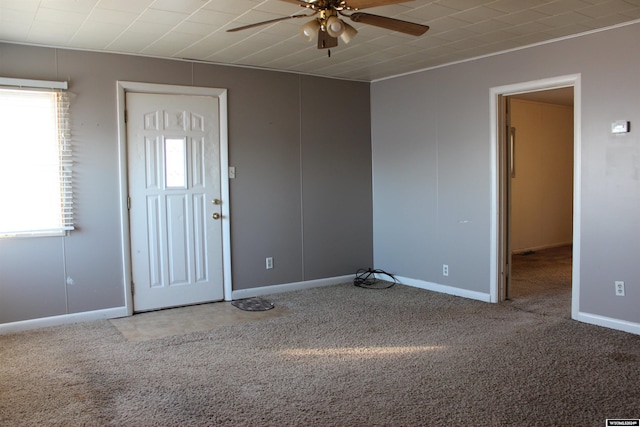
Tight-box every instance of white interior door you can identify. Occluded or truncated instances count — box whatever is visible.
[126,92,224,311]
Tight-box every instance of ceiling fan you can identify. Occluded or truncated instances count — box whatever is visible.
[227,0,430,50]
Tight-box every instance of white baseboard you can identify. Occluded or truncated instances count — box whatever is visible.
[231,274,355,300]
[0,307,128,335]
[575,311,640,335]
[396,275,492,303]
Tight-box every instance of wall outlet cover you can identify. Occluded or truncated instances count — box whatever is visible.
[615,281,625,296]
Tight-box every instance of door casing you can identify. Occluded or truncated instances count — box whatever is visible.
[489,74,581,320]
[116,81,232,316]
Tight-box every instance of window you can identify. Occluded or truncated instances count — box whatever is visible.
[0,84,73,237]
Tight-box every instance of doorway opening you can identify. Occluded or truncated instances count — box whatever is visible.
[507,89,574,317]
[490,75,581,321]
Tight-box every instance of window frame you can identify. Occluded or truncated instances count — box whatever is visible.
[0,77,73,238]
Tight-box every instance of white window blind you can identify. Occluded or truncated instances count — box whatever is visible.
[0,86,73,237]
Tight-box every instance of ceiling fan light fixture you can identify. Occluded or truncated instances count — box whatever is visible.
[340,22,357,43]
[300,19,320,41]
[326,16,345,37]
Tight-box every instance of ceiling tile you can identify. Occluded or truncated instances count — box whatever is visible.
[26,21,76,45]
[532,0,593,15]
[141,31,203,56]
[188,9,237,26]
[87,8,138,25]
[450,5,511,23]
[149,0,207,14]
[486,0,550,14]
[507,21,555,36]
[544,22,593,36]
[39,0,99,14]
[95,0,154,14]
[434,0,496,11]
[409,3,463,20]
[0,6,37,24]
[137,8,189,26]
[34,7,87,26]
[0,22,30,41]
[471,29,519,43]
[68,22,127,49]
[493,8,553,25]
[577,0,640,17]
[0,0,40,13]
[203,0,262,15]
[537,10,592,27]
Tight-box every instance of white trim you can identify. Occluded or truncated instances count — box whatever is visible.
[218,90,233,301]
[571,80,582,322]
[0,76,68,90]
[232,275,355,300]
[489,74,581,313]
[116,81,232,314]
[397,276,492,303]
[0,307,127,335]
[116,84,133,315]
[575,312,640,336]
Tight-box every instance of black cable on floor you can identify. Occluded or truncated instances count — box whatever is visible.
[353,268,398,289]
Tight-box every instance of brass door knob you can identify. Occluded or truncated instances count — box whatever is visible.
[212,212,221,220]
[212,199,221,205]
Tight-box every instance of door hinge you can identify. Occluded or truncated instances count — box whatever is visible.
[127,196,131,210]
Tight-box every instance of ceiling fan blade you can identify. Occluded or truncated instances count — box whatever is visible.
[345,0,413,9]
[349,12,429,36]
[227,13,312,32]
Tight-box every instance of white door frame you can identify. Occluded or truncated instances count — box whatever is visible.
[116,81,232,316]
[489,74,581,320]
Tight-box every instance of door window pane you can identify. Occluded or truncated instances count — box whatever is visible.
[165,138,186,188]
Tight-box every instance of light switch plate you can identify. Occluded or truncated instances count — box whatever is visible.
[612,120,630,134]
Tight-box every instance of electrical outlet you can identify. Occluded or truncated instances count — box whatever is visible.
[443,264,449,277]
[266,257,273,270]
[615,281,625,296]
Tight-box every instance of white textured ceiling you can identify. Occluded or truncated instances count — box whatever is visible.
[1,0,639,82]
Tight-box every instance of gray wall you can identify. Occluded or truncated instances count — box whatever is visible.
[371,22,640,324]
[0,44,372,324]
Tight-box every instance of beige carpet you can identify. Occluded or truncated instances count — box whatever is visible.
[1,280,639,426]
